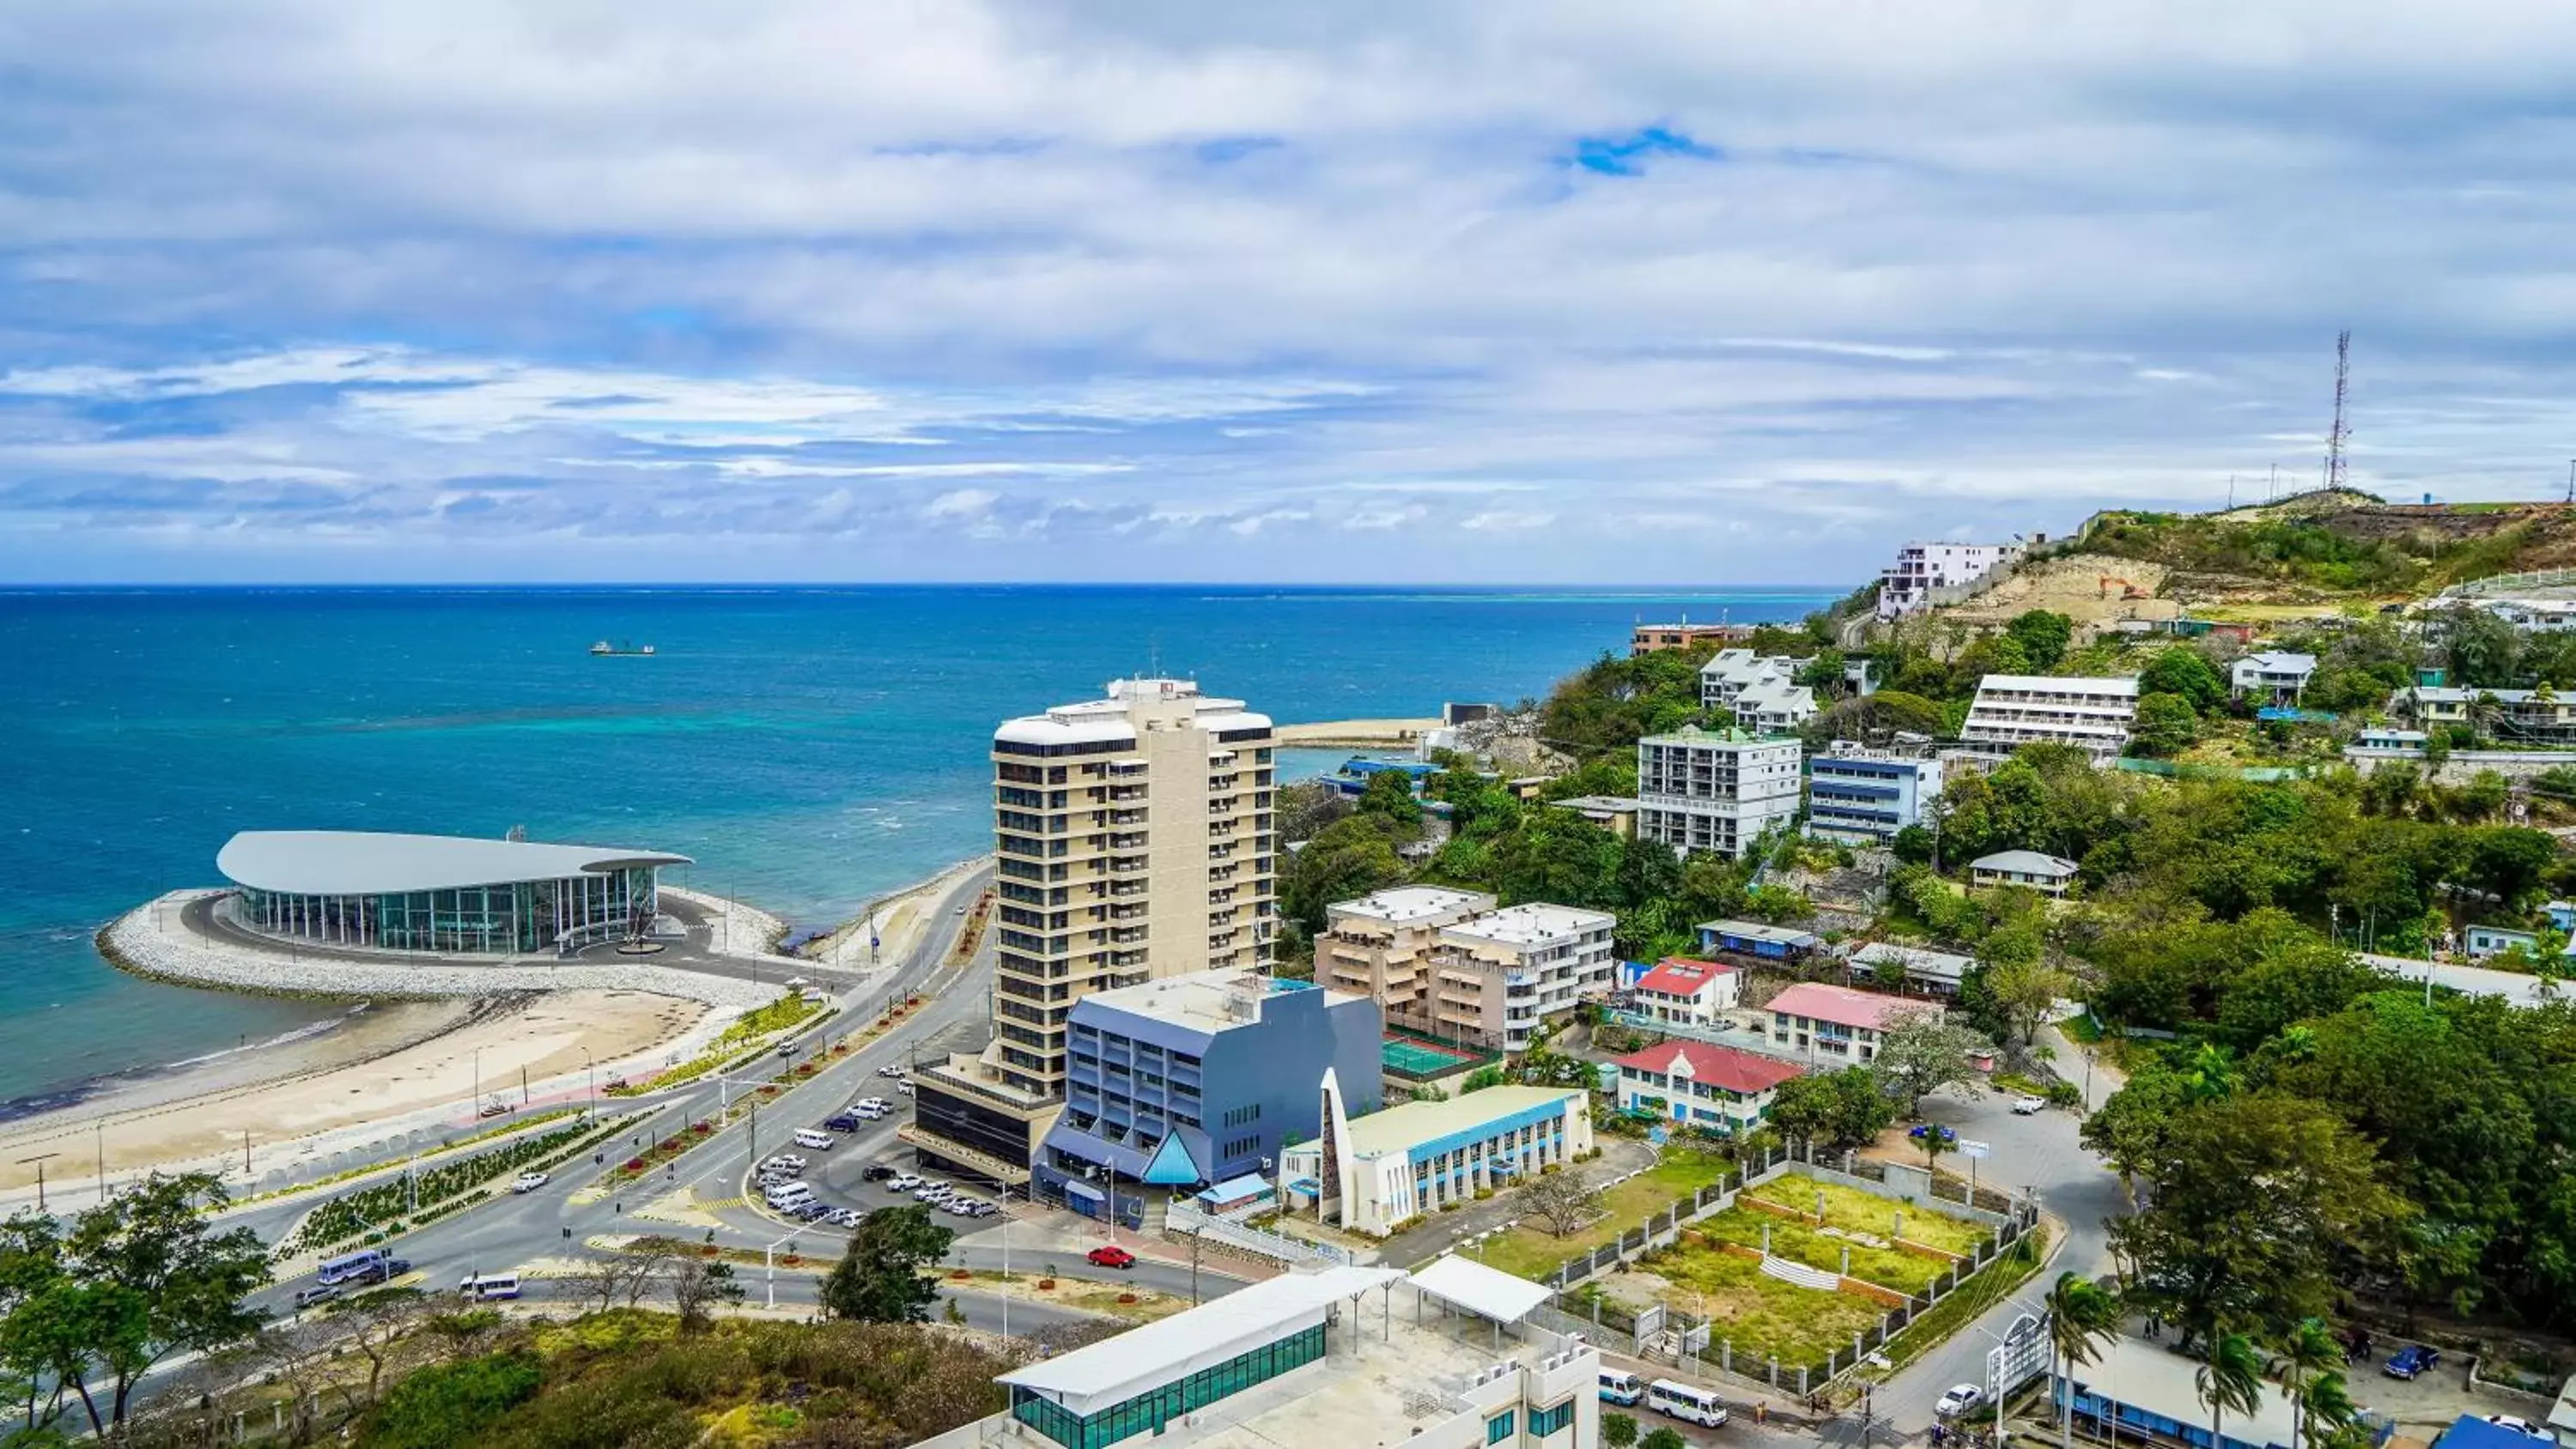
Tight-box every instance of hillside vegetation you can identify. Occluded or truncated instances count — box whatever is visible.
[2073,494,2576,600]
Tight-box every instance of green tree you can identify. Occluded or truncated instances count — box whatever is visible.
[2466,827,2555,907]
[2046,1273,2123,1449]
[1640,1427,1686,1449]
[1873,1012,1984,1118]
[2196,1332,2265,1449]
[1767,1067,1898,1154]
[1356,768,1424,829]
[2275,1318,2343,1449]
[17,1173,273,1436]
[2131,692,2202,757]
[2141,647,2227,711]
[1984,952,2075,1047]
[1602,1410,1640,1449]
[821,1206,956,1324]
[2006,611,2076,671]
[2105,1091,2409,1347]
[1279,815,1406,933]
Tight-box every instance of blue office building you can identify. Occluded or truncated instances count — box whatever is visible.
[1036,970,1383,1226]
[1804,743,1944,846]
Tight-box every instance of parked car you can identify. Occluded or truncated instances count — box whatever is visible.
[887,1173,922,1191]
[2384,1345,2439,1380]
[2011,1095,2046,1115]
[896,1082,914,1095]
[2482,1417,2549,1442]
[863,1164,898,1182]
[854,1096,890,1112]
[1087,1245,1137,1270]
[510,1171,550,1194]
[878,1065,905,1078]
[824,1114,863,1132]
[1909,1125,1959,1144]
[766,1154,808,1172]
[1935,1385,1984,1418]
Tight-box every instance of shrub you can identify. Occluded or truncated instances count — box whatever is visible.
[363,1349,544,1449]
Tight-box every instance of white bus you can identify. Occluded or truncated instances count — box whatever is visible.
[1647,1380,1729,1428]
[317,1249,389,1287]
[458,1273,522,1301]
[1597,1370,1645,1406]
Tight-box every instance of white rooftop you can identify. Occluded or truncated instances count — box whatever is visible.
[1408,1255,1553,1325]
[216,830,690,898]
[1328,885,1495,925]
[993,678,1270,748]
[998,1264,1402,1414]
[1972,849,2080,877]
[1443,900,1614,946]
[2067,1336,2299,1449]
[1080,969,1355,1034]
[1975,674,2141,697]
[2239,651,2317,672]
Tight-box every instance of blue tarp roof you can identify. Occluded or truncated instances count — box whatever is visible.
[1197,1173,1273,1202]
[2439,1416,2542,1449]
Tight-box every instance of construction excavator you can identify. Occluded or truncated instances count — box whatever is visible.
[2099,574,2149,600]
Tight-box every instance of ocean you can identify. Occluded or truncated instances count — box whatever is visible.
[0,584,1838,1101]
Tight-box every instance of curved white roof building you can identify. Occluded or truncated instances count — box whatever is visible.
[217,829,692,956]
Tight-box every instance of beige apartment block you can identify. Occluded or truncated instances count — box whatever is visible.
[908,678,1278,1184]
[1428,903,1616,1052]
[1318,885,1498,1035]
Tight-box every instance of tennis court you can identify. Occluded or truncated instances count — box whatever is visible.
[1382,1035,1481,1076]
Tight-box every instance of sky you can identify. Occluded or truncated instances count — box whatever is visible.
[7,1,2576,585]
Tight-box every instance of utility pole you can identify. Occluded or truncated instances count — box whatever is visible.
[17,1154,58,1212]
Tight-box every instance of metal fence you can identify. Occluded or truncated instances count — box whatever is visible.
[1540,1143,2044,1393]
[1165,1199,1350,1268]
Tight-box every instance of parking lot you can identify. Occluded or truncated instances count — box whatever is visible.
[743,1064,1012,1234]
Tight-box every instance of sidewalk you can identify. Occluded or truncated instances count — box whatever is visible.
[968,1205,1281,1281]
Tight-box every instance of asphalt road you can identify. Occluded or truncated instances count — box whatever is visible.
[228,862,1215,1331]
[1867,1074,2130,1440]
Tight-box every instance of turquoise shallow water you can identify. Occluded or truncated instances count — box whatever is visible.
[0,584,1836,1100]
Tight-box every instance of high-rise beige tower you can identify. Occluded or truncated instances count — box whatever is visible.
[905,678,1278,1185]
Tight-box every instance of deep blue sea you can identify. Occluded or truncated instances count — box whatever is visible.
[0,585,1837,1100]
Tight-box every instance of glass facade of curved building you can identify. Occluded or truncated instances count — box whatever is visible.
[236,866,659,955]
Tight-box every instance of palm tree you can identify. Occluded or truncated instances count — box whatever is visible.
[2275,1319,2341,1449]
[2301,1371,2359,1449]
[2046,1272,2123,1449]
[2196,1333,2264,1449]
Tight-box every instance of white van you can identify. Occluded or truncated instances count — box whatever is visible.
[459,1273,521,1301]
[1598,1370,1645,1406]
[765,1183,816,1208]
[1647,1380,1728,1428]
[792,1129,836,1150]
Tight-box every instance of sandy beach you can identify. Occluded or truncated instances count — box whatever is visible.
[1276,717,1441,748]
[0,989,706,1197]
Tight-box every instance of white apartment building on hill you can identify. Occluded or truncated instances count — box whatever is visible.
[1636,725,1803,858]
[1959,674,2139,761]
[1878,541,2025,620]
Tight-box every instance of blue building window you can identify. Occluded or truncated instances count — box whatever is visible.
[1529,1400,1574,1438]
[1486,1410,1517,1445]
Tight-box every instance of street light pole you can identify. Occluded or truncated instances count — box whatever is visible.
[16,1154,58,1212]
[765,1229,800,1309]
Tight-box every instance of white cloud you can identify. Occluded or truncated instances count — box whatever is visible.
[9,2,2576,581]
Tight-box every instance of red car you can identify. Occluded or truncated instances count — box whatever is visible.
[1086,1245,1137,1270]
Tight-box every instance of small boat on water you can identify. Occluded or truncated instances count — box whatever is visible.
[589,640,657,657]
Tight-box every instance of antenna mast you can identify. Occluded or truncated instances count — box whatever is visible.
[2325,330,2352,494]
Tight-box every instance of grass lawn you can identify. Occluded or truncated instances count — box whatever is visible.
[1476,1152,1736,1281]
[1632,1244,1888,1368]
[1746,1171,1990,1257]
[1692,1207,1946,1295]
